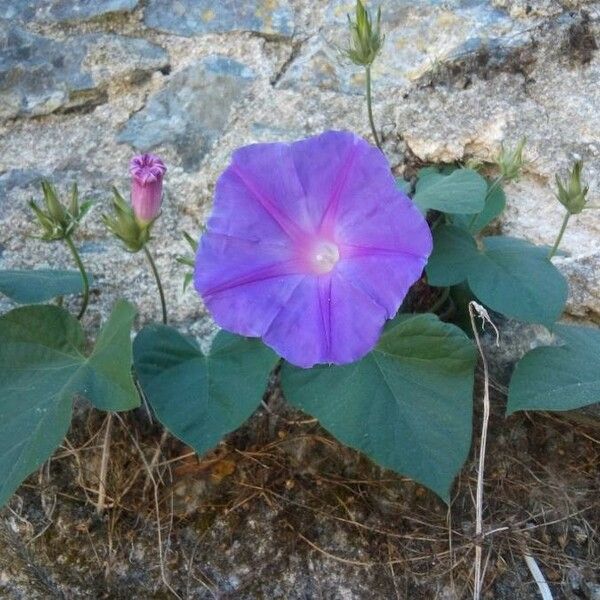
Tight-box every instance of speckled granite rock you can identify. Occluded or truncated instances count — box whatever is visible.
[144,0,295,37]
[0,0,138,23]
[118,56,255,169]
[0,22,169,120]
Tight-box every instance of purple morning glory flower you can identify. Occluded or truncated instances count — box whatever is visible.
[130,154,167,223]
[194,131,433,368]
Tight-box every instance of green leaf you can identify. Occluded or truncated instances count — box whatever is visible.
[427,227,567,326]
[0,301,139,507]
[426,225,479,286]
[0,269,91,304]
[469,236,567,326]
[281,314,477,501]
[395,177,412,195]
[83,300,140,411]
[507,324,600,414]
[452,184,506,233]
[413,168,488,214]
[133,326,278,455]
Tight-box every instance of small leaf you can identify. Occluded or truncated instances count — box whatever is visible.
[133,326,278,456]
[452,184,506,233]
[0,301,139,507]
[426,225,479,286]
[413,168,488,214]
[395,177,412,195]
[469,236,567,326]
[0,269,92,304]
[427,228,568,326]
[281,314,477,501]
[84,300,140,411]
[507,324,600,414]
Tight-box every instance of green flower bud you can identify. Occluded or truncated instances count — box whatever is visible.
[344,1,384,67]
[29,180,90,241]
[555,160,589,215]
[496,138,527,182]
[102,187,151,252]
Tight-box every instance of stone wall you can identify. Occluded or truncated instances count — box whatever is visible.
[1,0,599,336]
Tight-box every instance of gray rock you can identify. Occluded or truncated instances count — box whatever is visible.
[481,318,600,424]
[0,169,42,199]
[278,0,533,93]
[0,23,169,120]
[117,56,255,170]
[144,0,294,37]
[0,0,138,23]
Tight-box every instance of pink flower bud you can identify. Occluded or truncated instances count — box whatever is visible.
[129,154,167,224]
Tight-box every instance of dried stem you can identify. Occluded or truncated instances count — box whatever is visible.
[468,301,499,600]
[523,550,554,600]
[96,413,113,514]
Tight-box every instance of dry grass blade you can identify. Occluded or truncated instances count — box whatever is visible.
[469,301,499,600]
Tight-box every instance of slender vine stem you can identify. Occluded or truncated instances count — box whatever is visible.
[143,245,167,324]
[365,65,382,150]
[468,175,504,231]
[64,235,90,320]
[548,211,571,259]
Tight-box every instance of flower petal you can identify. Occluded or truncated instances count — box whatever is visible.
[195,232,305,337]
[289,130,364,230]
[263,270,387,367]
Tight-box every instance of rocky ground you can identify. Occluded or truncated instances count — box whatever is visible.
[0,0,599,598]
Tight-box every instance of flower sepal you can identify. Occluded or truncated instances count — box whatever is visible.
[344,0,384,67]
[102,187,152,252]
[29,181,92,242]
[555,160,589,215]
[496,138,527,182]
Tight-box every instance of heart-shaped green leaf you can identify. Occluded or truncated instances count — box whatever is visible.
[133,325,278,455]
[0,269,92,304]
[281,314,477,502]
[413,168,488,214]
[0,300,139,507]
[452,183,506,233]
[395,177,412,195]
[427,226,567,326]
[507,324,600,413]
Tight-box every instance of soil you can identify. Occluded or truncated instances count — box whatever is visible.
[1,376,598,599]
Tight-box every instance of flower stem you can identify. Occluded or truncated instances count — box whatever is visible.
[468,175,504,231]
[143,245,167,324]
[365,65,381,150]
[548,211,571,259]
[64,235,90,320]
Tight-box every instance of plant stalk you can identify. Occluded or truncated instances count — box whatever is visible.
[468,175,504,231]
[143,245,167,325]
[64,235,90,320]
[365,65,382,150]
[468,302,499,600]
[548,211,571,259]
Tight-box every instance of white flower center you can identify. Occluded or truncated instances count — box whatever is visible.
[312,240,340,274]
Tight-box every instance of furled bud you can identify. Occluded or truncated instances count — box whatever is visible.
[102,187,151,252]
[29,180,92,241]
[496,138,527,182]
[555,160,589,215]
[344,0,384,67]
[129,154,166,224]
